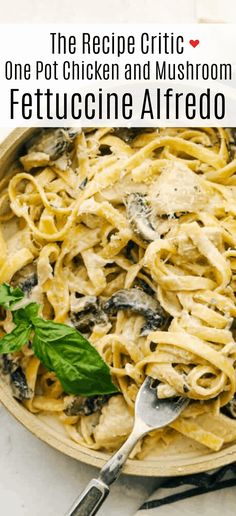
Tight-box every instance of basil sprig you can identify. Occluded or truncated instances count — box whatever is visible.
[0,283,25,309]
[0,284,118,396]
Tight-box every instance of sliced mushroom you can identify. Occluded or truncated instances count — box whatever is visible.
[12,263,38,295]
[135,278,155,297]
[222,396,236,419]
[227,128,236,147]
[103,288,170,336]
[126,193,159,242]
[20,274,38,295]
[64,394,110,416]
[20,128,80,170]
[1,355,32,400]
[113,128,155,143]
[79,177,88,190]
[125,240,139,263]
[70,295,109,334]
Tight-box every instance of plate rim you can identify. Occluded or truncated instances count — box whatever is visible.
[1,376,236,477]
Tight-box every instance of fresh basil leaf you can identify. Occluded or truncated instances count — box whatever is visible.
[0,283,24,310]
[0,286,119,397]
[13,303,39,325]
[32,318,119,396]
[0,323,32,354]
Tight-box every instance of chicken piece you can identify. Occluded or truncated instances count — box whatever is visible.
[150,162,207,215]
[93,395,133,449]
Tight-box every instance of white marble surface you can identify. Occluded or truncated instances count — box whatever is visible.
[0,0,196,23]
[0,407,160,516]
[1,1,236,515]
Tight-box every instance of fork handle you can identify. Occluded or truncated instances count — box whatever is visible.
[66,478,109,516]
[99,425,144,486]
[66,425,146,516]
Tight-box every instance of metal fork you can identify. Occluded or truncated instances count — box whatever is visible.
[66,377,189,516]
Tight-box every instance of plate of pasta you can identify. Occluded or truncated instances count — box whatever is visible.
[1,126,236,476]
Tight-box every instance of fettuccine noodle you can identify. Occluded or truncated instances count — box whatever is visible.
[1,126,236,456]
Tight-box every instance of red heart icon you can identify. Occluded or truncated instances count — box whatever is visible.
[189,39,200,48]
